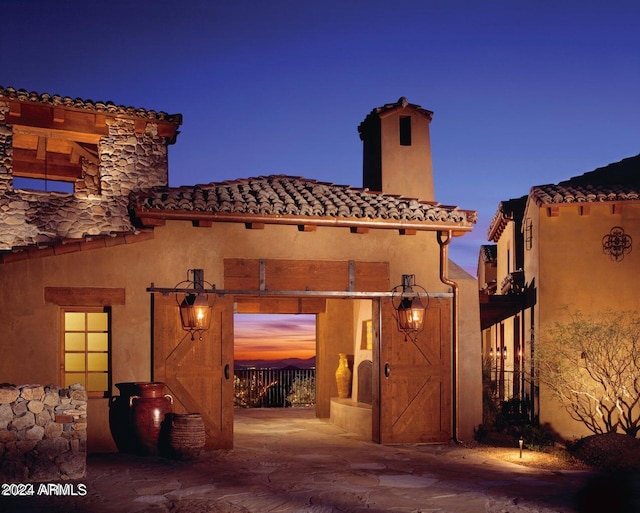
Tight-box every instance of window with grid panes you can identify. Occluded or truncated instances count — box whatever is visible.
[62,308,111,398]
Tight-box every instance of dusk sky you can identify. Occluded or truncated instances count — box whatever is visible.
[234,314,316,361]
[4,1,639,360]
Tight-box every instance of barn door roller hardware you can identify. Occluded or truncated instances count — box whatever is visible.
[148,270,437,341]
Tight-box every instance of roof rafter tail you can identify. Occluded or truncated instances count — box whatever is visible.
[134,208,473,234]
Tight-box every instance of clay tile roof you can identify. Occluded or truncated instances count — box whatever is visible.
[0,85,182,124]
[479,244,497,263]
[487,196,527,241]
[132,175,477,228]
[530,153,640,206]
[358,97,433,139]
[371,96,433,118]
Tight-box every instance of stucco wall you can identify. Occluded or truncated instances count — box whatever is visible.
[447,261,482,441]
[536,202,640,439]
[317,300,355,418]
[0,219,480,449]
[379,112,434,201]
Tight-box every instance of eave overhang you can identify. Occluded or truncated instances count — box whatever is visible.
[133,208,475,236]
[130,175,477,235]
[479,287,536,331]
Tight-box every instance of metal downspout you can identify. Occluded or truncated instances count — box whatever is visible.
[437,230,462,444]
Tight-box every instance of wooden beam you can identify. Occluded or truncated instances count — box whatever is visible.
[70,146,81,164]
[298,225,317,232]
[36,136,46,160]
[53,108,65,123]
[611,203,623,214]
[134,119,147,134]
[157,122,178,138]
[68,141,99,165]
[245,222,265,230]
[224,258,390,292]
[399,228,417,235]
[9,102,21,117]
[44,287,126,306]
[8,103,108,136]
[546,206,560,217]
[6,100,179,140]
[13,125,102,145]
[350,226,369,234]
[11,148,83,181]
[234,297,326,314]
[138,217,166,227]
[53,242,82,255]
[578,205,590,216]
[192,220,213,228]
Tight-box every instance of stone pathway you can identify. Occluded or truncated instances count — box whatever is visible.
[2,408,597,513]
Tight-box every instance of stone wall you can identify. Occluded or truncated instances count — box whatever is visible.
[0,384,86,482]
[0,109,170,251]
[0,101,13,197]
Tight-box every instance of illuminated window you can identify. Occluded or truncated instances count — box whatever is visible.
[61,308,111,398]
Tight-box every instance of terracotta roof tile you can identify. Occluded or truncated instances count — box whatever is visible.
[358,97,433,139]
[479,244,497,263]
[487,196,527,241]
[132,175,477,226]
[530,154,640,206]
[0,86,182,124]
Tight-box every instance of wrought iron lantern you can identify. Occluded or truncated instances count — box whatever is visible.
[175,269,214,340]
[391,274,429,341]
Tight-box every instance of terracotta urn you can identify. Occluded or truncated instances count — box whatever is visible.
[335,353,352,399]
[109,382,139,453]
[129,382,173,456]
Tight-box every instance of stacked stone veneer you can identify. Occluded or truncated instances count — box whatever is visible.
[0,98,170,251]
[0,384,86,482]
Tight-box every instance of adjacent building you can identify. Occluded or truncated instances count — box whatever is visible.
[480,154,640,439]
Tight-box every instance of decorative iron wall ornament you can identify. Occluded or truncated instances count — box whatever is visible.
[525,218,533,251]
[602,226,632,262]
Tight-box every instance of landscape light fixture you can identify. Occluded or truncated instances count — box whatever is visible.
[175,269,214,341]
[391,274,429,341]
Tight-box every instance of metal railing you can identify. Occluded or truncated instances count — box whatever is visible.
[491,369,514,402]
[234,368,316,408]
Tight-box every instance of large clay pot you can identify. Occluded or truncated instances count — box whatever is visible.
[129,382,173,456]
[169,413,206,460]
[335,353,352,399]
[109,382,139,453]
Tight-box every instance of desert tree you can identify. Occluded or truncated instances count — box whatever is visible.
[537,310,640,437]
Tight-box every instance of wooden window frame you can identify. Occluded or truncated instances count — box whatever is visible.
[60,306,112,399]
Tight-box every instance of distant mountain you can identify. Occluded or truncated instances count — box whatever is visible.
[234,356,316,370]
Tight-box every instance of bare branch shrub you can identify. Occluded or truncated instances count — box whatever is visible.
[537,310,640,437]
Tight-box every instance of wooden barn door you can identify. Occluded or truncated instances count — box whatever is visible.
[153,294,234,449]
[375,296,452,444]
